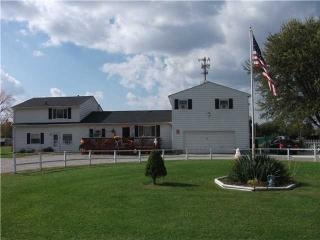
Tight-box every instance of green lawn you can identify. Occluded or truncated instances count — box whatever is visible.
[0,146,12,158]
[1,160,320,240]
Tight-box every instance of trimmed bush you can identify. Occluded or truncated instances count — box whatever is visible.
[145,151,167,185]
[42,147,54,152]
[228,154,292,186]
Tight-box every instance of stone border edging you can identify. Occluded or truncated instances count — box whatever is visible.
[214,176,297,191]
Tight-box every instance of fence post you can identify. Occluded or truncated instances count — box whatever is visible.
[259,148,262,155]
[89,150,92,166]
[162,149,165,160]
[314,143,317,162]
[185,148,188,160]
[64,151,67,168]
[13,152,17,173]
[114,150,117,164]
[138,150,141,163]
[210,148,212,160]
[287,148,290,161]
[39,152,42,170]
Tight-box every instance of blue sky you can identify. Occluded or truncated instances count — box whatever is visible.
[1,0,319,112]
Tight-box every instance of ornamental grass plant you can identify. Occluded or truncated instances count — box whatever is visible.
[228,154,292,186]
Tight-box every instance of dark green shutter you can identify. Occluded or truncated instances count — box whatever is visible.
[151,126,156,136]
[27,133,31,144]
[68,108,72,119]
[101,128,106,137]
[156,125,160,137]
[188,99,192,109]
[134,126,138,137]
[229,98,233,109]
[174,99,179,109]
[41,133,44,144]
[215,99,220,109]
[48,108,52,119]
[89,129,93,138]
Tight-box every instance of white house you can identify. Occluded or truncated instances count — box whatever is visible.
[12,81,249,153]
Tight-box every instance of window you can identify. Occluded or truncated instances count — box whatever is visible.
[31,133,41,144]
[179,100,188,109]
[220,99,229,109]
[174,99,192,110]
[134,125,160,137]
[49,108,71,119]
[27,133,44,144]
[63,134,72,145]
[94,130,101,137]
[215,98,233,109]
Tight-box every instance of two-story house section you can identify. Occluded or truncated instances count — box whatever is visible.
[12,96,102,152]
[168,81,250,153]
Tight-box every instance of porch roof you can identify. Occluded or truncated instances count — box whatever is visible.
[81,110,172,124]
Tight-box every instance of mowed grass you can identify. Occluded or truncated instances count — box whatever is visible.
[1,160,320,240]
[0,146,12,158]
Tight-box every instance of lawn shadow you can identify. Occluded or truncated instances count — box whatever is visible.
[159,182,199,188]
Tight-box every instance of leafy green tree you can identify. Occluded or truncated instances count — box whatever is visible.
[255,18,320,128]
[145,151,167,185]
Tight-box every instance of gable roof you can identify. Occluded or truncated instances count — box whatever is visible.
[168,81,250,98]
[81,110,172,124]
[13,96,94,108]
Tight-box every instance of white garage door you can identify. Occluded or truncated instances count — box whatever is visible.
[184,131,235,153]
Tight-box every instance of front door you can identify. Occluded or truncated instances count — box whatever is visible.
[53,134,60,151]
[122,127,130,138]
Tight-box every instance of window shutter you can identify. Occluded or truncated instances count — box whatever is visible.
[68,108,72,119]
[156,125,160,137]
[48,108,52,119]
[89,129,93,138]
[215,99,220,109]
[41,133,44,144]
[101,128,106,137]
[151,126,156,136]
[229,98,233,109]
[188,99,192,109]
[134,126,138,137]
[174,99,179,109]
[27,133,31,144]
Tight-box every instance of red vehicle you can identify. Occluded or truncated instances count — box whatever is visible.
[269,136,300,154]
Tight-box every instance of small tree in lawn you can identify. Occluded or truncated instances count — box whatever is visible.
[145,151,167,185]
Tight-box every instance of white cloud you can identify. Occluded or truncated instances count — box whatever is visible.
[0,67,24,95]
[85,91,104,100]
[50,88,65,97]
[2,1,319,110]
[32,50,44,57]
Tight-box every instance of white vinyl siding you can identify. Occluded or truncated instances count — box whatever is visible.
[169,82,249,152]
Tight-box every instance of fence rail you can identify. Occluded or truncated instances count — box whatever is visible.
[11,146,319,173]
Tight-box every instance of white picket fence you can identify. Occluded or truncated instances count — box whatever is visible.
[12,146,319,173]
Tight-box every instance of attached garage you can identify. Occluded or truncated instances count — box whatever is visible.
[184,131,236,153]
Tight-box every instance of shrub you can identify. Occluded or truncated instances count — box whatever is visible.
[228,154,292,186]
[19,149,26,153]
[25,149,35,153]
[145,151,167,185]
[42,147,54,152]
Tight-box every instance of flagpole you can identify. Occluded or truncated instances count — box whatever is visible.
[249,27,255,159]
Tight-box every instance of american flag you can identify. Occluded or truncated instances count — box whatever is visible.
[252,34,277,96]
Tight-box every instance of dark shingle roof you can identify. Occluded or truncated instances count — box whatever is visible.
[13,96,93,108]
[81,110,172,124]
